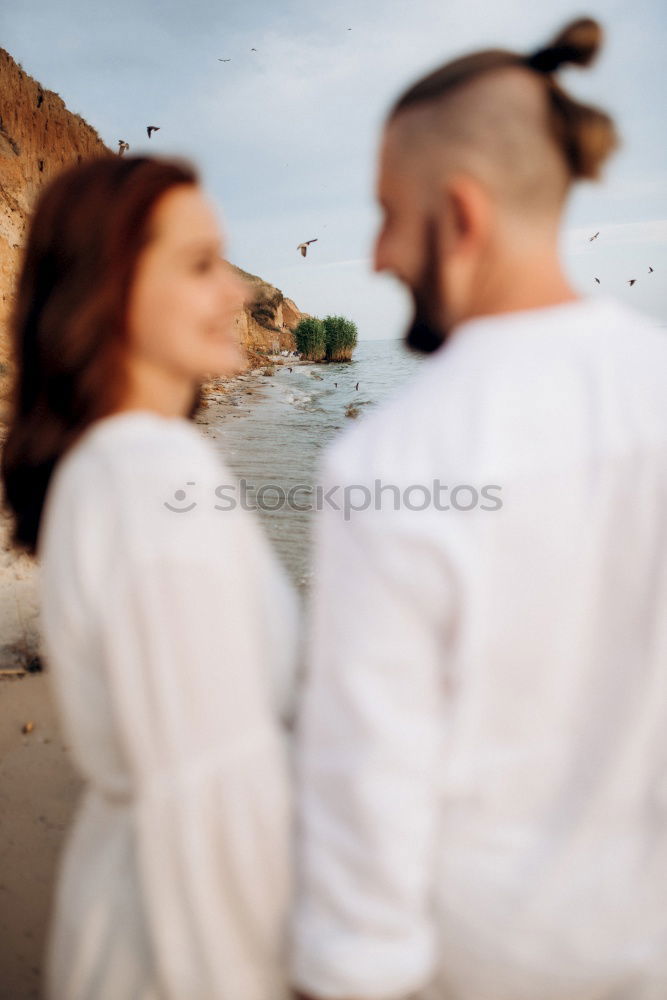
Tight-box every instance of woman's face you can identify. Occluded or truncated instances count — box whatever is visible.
[127,184,249,381]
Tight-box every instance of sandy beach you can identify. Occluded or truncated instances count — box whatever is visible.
[0,359,290,999]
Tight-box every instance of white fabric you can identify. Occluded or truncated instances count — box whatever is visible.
[38,410,300,1000]
[292,296,667,1000]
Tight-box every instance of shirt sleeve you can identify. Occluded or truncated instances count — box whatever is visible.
[291,446,455,999]
[96,533,293,1000]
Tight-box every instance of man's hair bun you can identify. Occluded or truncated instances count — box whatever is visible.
[390,14,618,182]
[525,17,602,74]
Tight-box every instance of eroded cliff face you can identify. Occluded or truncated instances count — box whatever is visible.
[0,46,305,415]
[228,263,304,361]
[0,49,111,371]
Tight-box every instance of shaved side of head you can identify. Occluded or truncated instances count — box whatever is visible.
[388,65,571,223]
[385,18,618,227]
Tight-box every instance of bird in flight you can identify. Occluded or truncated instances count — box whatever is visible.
[251,48,257,51]
[297,239,318,257]
[218,58,231,62]
[117,139,129,156]
[589,231,600,242]
[648,266,654,273]
[146,126,160,139]
[594,277,600,284]
[628,279,637,287]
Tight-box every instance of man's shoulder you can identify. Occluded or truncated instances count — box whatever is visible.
[322,297,667,483]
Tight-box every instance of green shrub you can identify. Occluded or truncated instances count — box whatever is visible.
[323,315,358,362]
[294,317,326,361]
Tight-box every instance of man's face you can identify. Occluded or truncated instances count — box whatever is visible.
[373,122,447,353]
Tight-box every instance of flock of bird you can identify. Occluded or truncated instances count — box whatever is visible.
[115,97,656,279]
[117,125,159,156]
[588,231,655,287]
[119,122,321,259]
[118,123,320,259]
[112,39,369,258]
[118,125,320,259]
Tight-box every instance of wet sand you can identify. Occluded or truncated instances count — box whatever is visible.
[0,673,81,1000]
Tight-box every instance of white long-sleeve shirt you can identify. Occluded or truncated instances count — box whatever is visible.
[38,410,299,1000]
[292,296,667,1000]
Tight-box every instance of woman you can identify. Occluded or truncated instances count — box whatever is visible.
[1,155,299,999]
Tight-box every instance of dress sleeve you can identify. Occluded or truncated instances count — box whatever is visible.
[96,535,293,1000]
[291,448,455,999]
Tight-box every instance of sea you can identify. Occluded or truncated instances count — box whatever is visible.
[208,338,426,591]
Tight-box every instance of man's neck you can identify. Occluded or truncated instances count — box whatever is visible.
[466,247,580,322]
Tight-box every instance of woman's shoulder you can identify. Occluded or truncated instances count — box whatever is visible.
[41,411,231,563]
[56,411,221,490]
[78,409,215,463]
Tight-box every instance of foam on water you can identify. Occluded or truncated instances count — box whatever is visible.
[210,338,425,590]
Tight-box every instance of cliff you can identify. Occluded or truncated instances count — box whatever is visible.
[228,262,304,362]
[0,49,109,371]
[0,46,305,417]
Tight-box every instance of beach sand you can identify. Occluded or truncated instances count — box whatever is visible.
[0,674,81,1000]
[0,358,292,999]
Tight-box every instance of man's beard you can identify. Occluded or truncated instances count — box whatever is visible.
[405,215,449,355]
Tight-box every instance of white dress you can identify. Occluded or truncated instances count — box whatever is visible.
[37,410,299,1000]
[292,296,667,1000]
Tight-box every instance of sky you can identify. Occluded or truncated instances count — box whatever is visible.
[3,0,666,338]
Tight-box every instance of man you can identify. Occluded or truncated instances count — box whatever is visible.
[292,16,667,1000]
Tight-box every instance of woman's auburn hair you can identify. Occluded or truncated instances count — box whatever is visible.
[1,153,201,557]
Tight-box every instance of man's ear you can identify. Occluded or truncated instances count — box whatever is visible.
[438,173,489,255]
